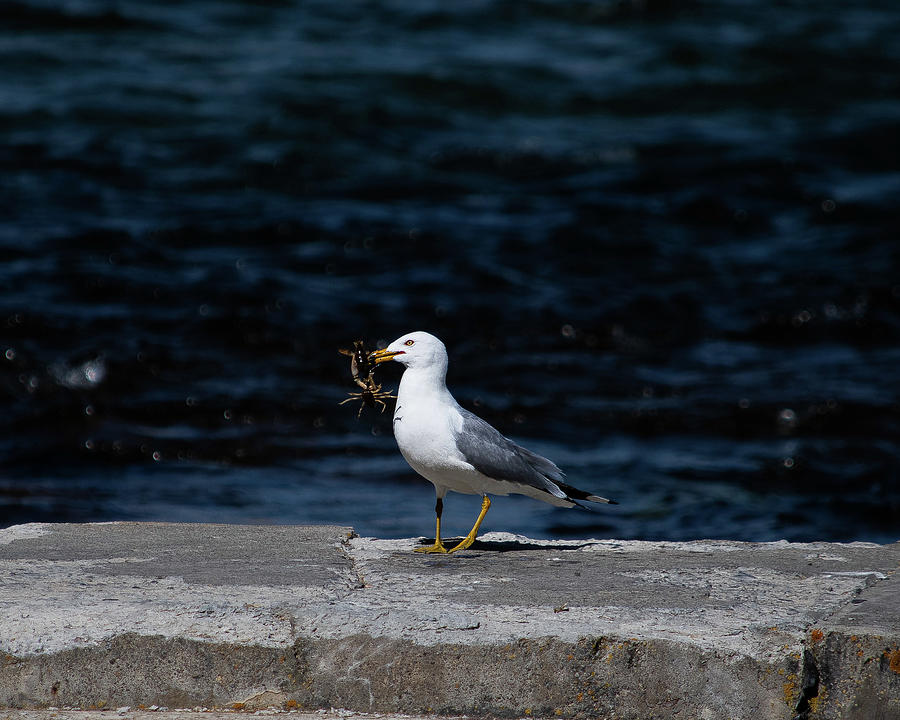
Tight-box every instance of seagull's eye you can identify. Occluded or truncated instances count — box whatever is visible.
[404,339,415,346]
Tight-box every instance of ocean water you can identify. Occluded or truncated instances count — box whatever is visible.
[2,0,899,543]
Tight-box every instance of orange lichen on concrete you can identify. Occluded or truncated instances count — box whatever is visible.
[782,674,800,706]
[809,686,826,714]
[810,628,824,644]
[889,649,900,674]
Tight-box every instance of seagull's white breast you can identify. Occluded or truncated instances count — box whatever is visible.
[392,368,483,495]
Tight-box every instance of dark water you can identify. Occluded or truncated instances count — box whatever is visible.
[2,0,899,543]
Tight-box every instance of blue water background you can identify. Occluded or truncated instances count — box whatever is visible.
[2,0,899,542]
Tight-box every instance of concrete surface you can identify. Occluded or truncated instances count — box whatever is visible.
[0,710,453,720]
[1,522,898,720]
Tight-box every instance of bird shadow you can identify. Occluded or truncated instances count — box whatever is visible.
[415,537,598,553]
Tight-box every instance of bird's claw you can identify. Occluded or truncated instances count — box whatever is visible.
[446,535,477,553]
[414,540,449,554]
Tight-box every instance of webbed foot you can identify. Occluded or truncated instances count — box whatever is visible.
[414,540,449,554]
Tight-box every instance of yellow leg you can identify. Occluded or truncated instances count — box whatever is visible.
[447,495,491,553]
[415,497,448,553]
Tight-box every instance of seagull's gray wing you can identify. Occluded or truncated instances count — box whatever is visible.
[454,408,569,501]
[455,407,616,506]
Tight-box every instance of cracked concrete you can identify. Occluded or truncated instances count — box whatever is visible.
[0,523,898,719]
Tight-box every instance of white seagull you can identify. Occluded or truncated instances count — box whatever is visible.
[370,331,616,553]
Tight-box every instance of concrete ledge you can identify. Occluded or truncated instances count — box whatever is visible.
[1,711,445,720]
[1,523,898,719]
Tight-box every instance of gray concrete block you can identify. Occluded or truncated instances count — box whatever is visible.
[1,523,898,719]
[0,710,449,720]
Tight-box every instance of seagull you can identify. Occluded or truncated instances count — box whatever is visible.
[370,331,616,553]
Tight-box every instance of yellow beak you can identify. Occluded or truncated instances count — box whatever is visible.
[369,348,405,365]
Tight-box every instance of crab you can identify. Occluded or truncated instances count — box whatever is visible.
[338,340,397,418]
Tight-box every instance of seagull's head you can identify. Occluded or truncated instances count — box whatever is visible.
[370,331,447,371]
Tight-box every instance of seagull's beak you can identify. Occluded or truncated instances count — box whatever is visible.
[370,348,404,365]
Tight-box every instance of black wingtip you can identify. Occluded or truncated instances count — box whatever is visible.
[571,496,618,511]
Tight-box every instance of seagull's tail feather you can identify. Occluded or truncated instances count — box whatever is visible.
[571,498,615,511]
[514,443,617,506]
[586,493,617,505]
